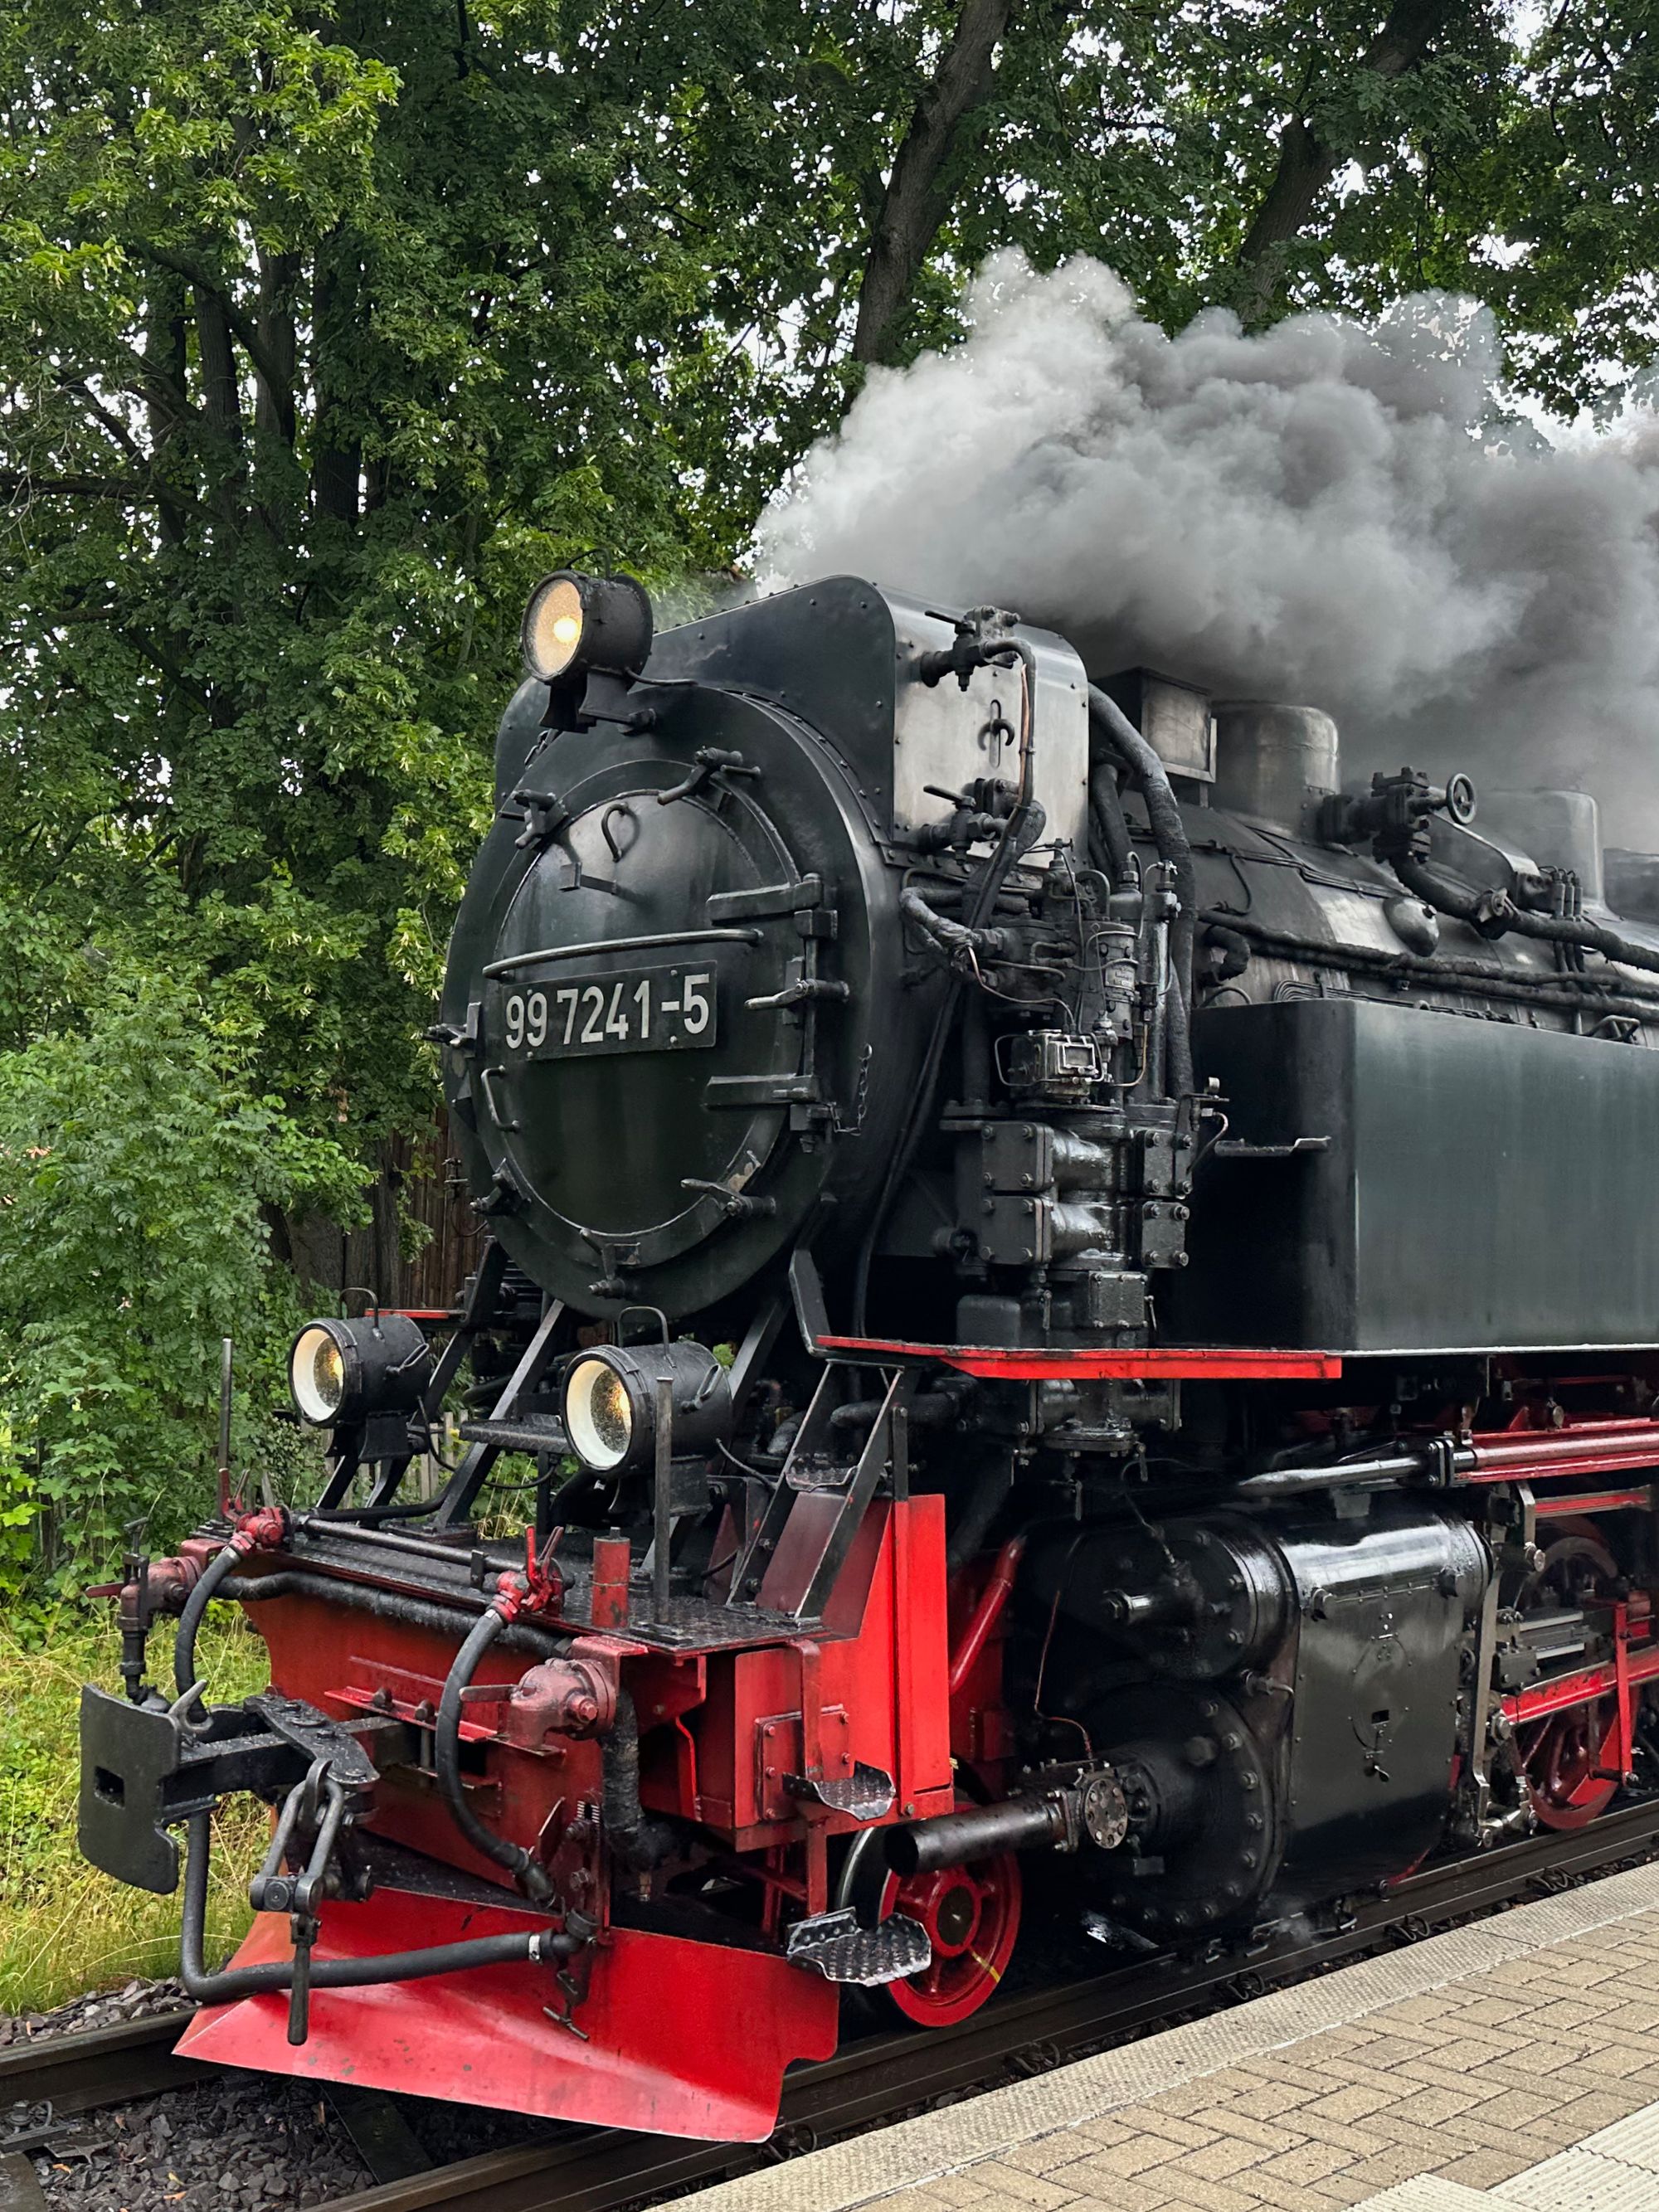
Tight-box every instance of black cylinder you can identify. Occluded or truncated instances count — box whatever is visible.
[884,1793,1067,1876]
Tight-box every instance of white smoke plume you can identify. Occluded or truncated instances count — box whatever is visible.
[756,253,1659,843]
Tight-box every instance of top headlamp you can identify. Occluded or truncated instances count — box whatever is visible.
[521,571,654,684]
[288,1312,433,1429]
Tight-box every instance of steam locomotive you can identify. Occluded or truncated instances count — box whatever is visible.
[80,571,1659,2140]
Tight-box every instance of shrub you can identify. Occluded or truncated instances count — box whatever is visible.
[0,963,365,1594]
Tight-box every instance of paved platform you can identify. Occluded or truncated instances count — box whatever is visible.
[672,1859,1659,2212]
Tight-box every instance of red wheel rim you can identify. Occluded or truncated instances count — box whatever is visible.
[1513,1529,1623,1833]
[1517,1700,1621,1830]
[878,1853,1021,2025]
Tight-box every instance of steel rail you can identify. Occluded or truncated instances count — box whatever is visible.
[0,2010,205,2116]
[11,1796,1659,2212]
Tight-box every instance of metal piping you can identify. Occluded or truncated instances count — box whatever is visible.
[1088,761,1136,889]
[176,1811,572,2007]
[1087,686,1195,1094]
[885,1792,1071,1875]
[853,784,1044,1334]
[1393,853,1659,978]
[1236,1420,1659,1497]
[1197,909,1659,1022]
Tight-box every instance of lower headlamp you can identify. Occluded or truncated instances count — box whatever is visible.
[562,1339,731,1475]
[289,1312,433,1428]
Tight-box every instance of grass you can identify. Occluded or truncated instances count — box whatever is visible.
[0,1607,273,2015]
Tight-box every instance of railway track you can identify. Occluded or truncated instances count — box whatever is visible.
[8,1797,1659,2212]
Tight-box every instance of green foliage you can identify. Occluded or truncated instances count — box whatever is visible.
[2,0,1658,1600]
[0,956,363,1589]
[0,1609,270,2009]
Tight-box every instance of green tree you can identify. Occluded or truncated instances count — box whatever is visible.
[0,960,363,1588]
[6,0,1659,1590]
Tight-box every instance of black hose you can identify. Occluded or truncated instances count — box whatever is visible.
[1088,761,1135,889]
[853,792,1042,1333]
[228,1570,566,1657]
[1202,923,1252,983]
[177,1812,571,2004]
[1087,687,1194,1094]
[603,1689,679,1873]
[435,1605,554,1903]
[1394,854,1659,977]
[173,1542,246,1717]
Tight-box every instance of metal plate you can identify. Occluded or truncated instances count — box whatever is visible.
[889,597,1089,851]
[497,962,717,1063]
[1180,997,1659,1353]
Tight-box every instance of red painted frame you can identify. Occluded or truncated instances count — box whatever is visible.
[815,1336,1343,1381]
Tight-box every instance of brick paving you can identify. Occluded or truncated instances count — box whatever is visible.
[669,1860,1659,2212]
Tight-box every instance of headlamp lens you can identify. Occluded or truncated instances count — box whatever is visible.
[523,576,586,680]
[291,1325,346,1424]
[565,1355,634,1470]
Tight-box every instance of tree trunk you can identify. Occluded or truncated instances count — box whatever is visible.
[194,286,242,448]
[1234,0,1468,322]
[142,280,188,545]
[312,244,362,525]
[255,248,299,448]
[853,0,1016,365]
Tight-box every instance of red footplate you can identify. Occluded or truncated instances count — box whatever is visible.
[176,1885,839,2141]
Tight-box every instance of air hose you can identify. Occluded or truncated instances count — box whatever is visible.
[435,1600,556,1904]
[173,1507,292,1723]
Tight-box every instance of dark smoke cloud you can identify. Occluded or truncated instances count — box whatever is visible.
[756,254,1659,841]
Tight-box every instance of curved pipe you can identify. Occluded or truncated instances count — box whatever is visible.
[435,1604,555,1903]
[1394,854,1659,977]
[177,1811,572,2005]
[173,1541,247,1719]
[1203,922,1252,983]
[1087,687,1195,1094]
[853,788,1044,1332]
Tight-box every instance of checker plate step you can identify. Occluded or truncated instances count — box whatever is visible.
[785,1762,896,1822]
[785,1907,931,1986]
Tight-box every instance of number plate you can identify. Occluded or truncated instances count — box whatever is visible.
[499,964,718,1062]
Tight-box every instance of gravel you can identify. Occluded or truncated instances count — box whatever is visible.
[0,1981,190,2050]
[1,1984,369,2210]
[11,2074,369,2211]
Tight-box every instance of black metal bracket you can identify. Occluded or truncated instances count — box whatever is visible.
[657,747,759,807]
[78,1682,406,1897]
[427,1297,567,1530]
